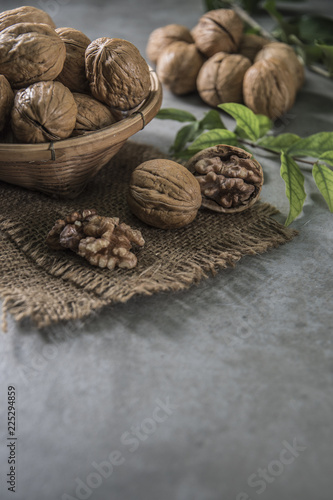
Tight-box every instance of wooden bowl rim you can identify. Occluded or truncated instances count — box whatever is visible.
[0,68,161,152]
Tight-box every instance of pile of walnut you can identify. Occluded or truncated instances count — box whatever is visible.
[146,8,304,120]
[0,5,151,142]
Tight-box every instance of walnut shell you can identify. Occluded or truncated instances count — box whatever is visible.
[85,37,151,111]
[156,41,204,95]
[72,93,119,136]
[0,22,66,89]
[255,42,305,91]
[11,81,77,143]
[0,5,55,32]
[191,9,243,57]
[0,75,14,133]
[56,27,91,93]
[197,52,251,107]
[186,144,264,213]
[128,159,202,229]
[146,24,194,65]
[238,34,271,62]
[243,58,296,119]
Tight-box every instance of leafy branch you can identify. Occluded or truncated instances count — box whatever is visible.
[204,0,333,78]
[156,103,333,225]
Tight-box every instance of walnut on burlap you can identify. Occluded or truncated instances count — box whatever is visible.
[0,142,297,329]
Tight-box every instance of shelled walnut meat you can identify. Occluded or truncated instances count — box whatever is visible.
[85,37,151,111]
[146,24,194,65]
[11,81,77,143]
[72,93,119,136]
[128,159,202,229]
[56,27,91,93]
[197,52,251,106]
[46,209,145,270]
[156,41,204,95]
[0,75,14,133]
[0,22,66,88]
[186,144,264,213]
[0,5,56,32]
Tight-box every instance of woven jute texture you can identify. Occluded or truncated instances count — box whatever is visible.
[0,141,297,329]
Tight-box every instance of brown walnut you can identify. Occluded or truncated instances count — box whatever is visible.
[0,5,55,32]
[11,81,77,143]
[128,159,202,229]
[0,75,14,133]
[255,42,305,91]
[191,9,243,57]
[85,37,151,111]
[156,41,204,95]
[197,52,251,107]
[243,58,296,119]
[56,27,92,93]
[0,22,66,89]
[146,24,194,65]
[186,144,263,213]
[46,209,145,270]
[238,34,271,62]
[72,93,120,136]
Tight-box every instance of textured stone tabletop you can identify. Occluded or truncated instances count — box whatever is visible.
[0,1,332,499]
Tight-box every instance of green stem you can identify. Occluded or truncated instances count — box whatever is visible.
[239,139,315,169]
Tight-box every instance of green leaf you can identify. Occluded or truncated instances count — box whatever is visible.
[171,122,200,154]
[297,16,333,45]
[199,110,226,131]
[218,103,260,141]
[280,152,306,226]
[319,151,333,167]
[258,133,301,153]
[263,0,289,42]
[156,108,197,122]
[187,129,237,152]
[312,162,333,212]
[257,114,273,137]
[287,132,333,157]
[316,44,333,74]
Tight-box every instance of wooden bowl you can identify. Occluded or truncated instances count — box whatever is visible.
[0,69,162,198]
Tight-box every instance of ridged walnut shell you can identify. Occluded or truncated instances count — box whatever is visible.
[72,93,120,136]
[0,75,14,133]
[86,37,151,111]
[197,52,251,107]
[186,145,264,213]
[0,5,55,32]
[156,41,204,95]
[11,81,77,143]
[238,34,271,62]
[0,22,66,89]
[255,42,305,91]
[243,58,296,119]
[56,27,92,93]
[191,9,243,57]
[128,159,202,229]
[146,24,194,65]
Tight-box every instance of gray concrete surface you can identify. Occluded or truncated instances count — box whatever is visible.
[0,1,333,499]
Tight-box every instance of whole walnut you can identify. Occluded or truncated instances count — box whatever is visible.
[191,9,243,57]
[197,52,251,107]
[156,41,204,95]
[186,144,264,213]
[0,22,66,89]
[0,75,14,133]
[128,159,202,229]
[243,58,296,119]
[238,34,271,62]
[146,24,194,65]
[11,81,77,143]
[86,38,151,111]
[255,42,305,91]
[0,5,55,32]
[72,93,120,136]
[56,27,92,93]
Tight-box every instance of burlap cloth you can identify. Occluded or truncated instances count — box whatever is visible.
[0,141,297,329]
